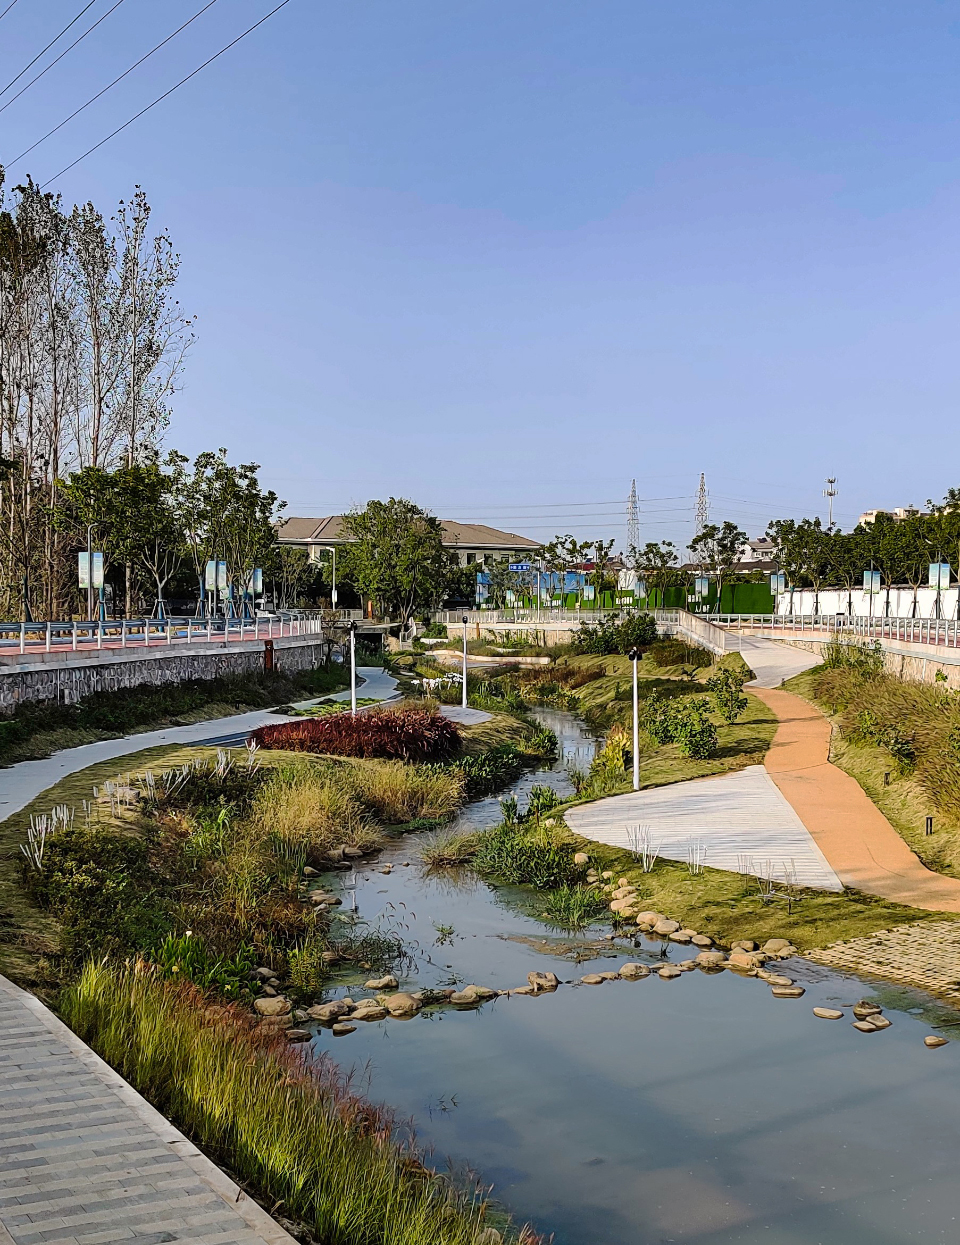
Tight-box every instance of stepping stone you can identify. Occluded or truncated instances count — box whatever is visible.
[813,1007,844,1020]
[771,985,805,998]
[580,974,605,985]
[853,1019,881,1033]
[657,966,682,980]
[925,1036,949,1048]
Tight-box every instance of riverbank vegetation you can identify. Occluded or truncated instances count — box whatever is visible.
[63,961,542,1245]
[0,663,348,766]
[787,645,960,877]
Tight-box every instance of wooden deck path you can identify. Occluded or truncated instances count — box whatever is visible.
[0,974,294,1245]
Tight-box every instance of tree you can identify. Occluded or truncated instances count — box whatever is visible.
[636,540,679,606]
[591,539,616,602]
[340,498,449,623]
[485,557,521,608]
[688,521,746,612]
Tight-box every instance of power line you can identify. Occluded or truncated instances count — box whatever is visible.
[0,0,98,100]
[0,0,129,118]
[41,0,293,187]
[0,1,22,25]
[7,0,224,170]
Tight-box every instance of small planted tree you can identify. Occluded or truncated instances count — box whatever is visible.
[669,700,718,759]
[706,666,748,723]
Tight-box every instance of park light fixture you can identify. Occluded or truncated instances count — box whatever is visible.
[349,620,357,714]
[628,646,640,791]
[462,614,469,710]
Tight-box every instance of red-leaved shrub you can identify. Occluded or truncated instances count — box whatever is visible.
[250,705,462,763]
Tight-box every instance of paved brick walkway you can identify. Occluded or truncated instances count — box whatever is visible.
[807,922,960,1003]
[0,975,294,1245]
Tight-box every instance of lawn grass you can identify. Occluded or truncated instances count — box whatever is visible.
[785,667,960,878]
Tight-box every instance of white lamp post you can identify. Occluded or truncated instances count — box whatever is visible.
[628,646,640,791]
[324,545,338,609]
[462,613,469,710]
[349,620,357,714]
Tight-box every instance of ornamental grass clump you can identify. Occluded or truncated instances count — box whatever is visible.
[251,705,462,763]
[472,822,584,890]
[61,961,540,1245]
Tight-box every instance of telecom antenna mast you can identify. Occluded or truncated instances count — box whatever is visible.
[627,479,640,555]
[694,472,709,536]
[823,477,838,528]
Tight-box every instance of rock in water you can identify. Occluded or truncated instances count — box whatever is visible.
[691,934,714,947]
[696,951,726,967]
[762,938,792,953]
[580,974,605,985]
[331,1023,357,1036]
[383,993,422,1016]
[657,966,681,980]
[307,1001,351,1023]
[654,919,680,935]
[351,1003,388,1021]
[527,971,560,992]
[759,971,794,987]
[853,1001,882,1020]
[618,963,650,979]
[813,1007,844,1020]
[925,1035,949,1048]
[364,974,398,990]
[868,1015,892,1030]
[286,1029,311,1042]
[771,986,805,998]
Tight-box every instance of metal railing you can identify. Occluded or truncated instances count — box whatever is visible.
[712,613,960,650]
[0,609,364,658]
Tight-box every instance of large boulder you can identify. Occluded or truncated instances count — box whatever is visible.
[653,919,680,935]
[364,975,398,991]
[308,1001,351,1023]
[696,950,727,967]
[382,992,423,1017]
[254,996,291,1017]
[618,963,650,980]
[527,971,560,992]
[351,1002,388,1021]
[762,938,792,953]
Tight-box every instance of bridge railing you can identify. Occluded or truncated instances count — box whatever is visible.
[0,609,365,657]
[711,613,960,650]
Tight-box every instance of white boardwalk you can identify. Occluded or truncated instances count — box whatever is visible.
[565,765,843,891]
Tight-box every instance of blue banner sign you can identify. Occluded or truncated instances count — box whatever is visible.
[508,562,532,572]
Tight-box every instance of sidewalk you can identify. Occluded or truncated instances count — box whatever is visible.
[0,974,295,1245]
[752,687,960,912]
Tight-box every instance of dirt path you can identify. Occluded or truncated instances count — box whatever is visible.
[751,687,960,912]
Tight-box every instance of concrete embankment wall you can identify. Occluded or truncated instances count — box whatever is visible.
[0,635,330,715]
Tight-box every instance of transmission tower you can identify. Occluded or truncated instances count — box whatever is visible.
[823,476,838,528]
[627,479,640,553]
[694,472,709,536]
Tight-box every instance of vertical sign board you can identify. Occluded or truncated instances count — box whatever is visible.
[78,553,105,588]
[583,585,596,601]
[694,576,710,597]
[770,572,786,595]
[217,561,228,592]
[863,570,881,593]
[204,560,217,591]
[929,563,951,590]
[252,568,263,594]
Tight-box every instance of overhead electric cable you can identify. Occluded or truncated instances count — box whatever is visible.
[0,1,22,26]
[40,0,292,186]
[6,0,224,169]
[0,0,129,117]
[0,0,98,100]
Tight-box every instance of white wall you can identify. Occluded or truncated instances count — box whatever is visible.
[774,586,959,619]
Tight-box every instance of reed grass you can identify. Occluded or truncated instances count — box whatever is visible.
[418,828,482,867]
[61,961,540,1245]
[250,765,382,858]
[346,761,465,823]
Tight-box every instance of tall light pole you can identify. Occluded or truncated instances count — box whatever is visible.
[85,523,97,622]
[628,647,640,791]
[324,545,337,609]
[349,620,357,714]
[462,614,469,710]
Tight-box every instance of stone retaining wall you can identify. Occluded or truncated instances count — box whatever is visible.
[0,635,330,715]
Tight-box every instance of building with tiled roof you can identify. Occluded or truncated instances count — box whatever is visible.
[278,516,540,567]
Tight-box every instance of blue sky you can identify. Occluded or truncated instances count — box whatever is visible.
[3,1,960,549]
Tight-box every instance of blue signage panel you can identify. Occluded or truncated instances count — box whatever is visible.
[508,562,532,572]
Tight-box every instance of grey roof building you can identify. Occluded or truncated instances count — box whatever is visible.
[278,516,540,567]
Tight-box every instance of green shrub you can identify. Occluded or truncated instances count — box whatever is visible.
[573,611,658,655]
[647,639,713,668]
[668,699,718,759]
[589,724,630,780]
[472,823,583,889]
[706,666,748,723]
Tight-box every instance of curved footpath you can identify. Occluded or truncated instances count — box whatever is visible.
[751,685,960,912]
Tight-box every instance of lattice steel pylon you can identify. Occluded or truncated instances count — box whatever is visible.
[694,472,709,536]
[627,479,640,554]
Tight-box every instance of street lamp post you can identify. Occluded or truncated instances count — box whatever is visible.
[462,614,469,710]
[349,620,357,714]
[85,523,97,622]
[324,546,338,609]
[628,647,640,791]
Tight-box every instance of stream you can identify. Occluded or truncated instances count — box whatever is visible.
[310,709,960,1245]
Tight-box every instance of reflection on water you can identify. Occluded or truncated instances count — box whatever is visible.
[312,710,960,1245]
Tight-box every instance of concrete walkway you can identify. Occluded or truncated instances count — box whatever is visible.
[0,667,399,825]
[0,974,295,1245]
[565,765,843,890]
[753,686,960,912]
[439,705,493,725]
[738,634,822,688]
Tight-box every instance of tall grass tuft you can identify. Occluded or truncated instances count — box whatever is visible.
[541,885,608,929]
[61,961,541,1245]
[346,761,465,823]
[250,765,382,860]
[418,828,482,867]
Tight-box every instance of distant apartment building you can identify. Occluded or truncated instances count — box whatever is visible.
[858,506,927,526]
[277,516,541,567]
